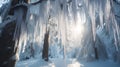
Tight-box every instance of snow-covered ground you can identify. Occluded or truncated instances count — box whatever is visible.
[15,58,120,67]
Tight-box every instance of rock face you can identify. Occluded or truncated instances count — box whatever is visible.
[0,21,16,67]
[113,1,120,63]
[0,0,30,66]
[95,35,108,60]
[42,31,49,61]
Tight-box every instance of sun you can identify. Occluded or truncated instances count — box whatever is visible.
[74,24,84,35]
[71,23,84,40]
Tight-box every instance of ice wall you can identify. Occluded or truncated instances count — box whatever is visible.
[16,0,120,62]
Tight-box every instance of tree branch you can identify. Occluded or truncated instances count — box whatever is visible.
[12,0,52,9]
[30,0,55,5]
[30,0,45,5]
[115,15,120,18]
[0,16,16,29]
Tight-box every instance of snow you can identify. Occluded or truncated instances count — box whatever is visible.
[15,58,81,67]
[0,0,9,7]
[79,60,120,67]
[51,59,82,67]
[16,58,54,67]
[15,58,120,67]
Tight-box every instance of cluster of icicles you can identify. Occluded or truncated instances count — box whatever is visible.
[14,0,119,59]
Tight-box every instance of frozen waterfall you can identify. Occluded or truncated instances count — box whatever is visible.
[16,0,120,62]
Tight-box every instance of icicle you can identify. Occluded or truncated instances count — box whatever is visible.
[88,2,96,41]
[0,16,2,23]
[99,5,104,28]
[112,15,119,52]
[13,0,120,61]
